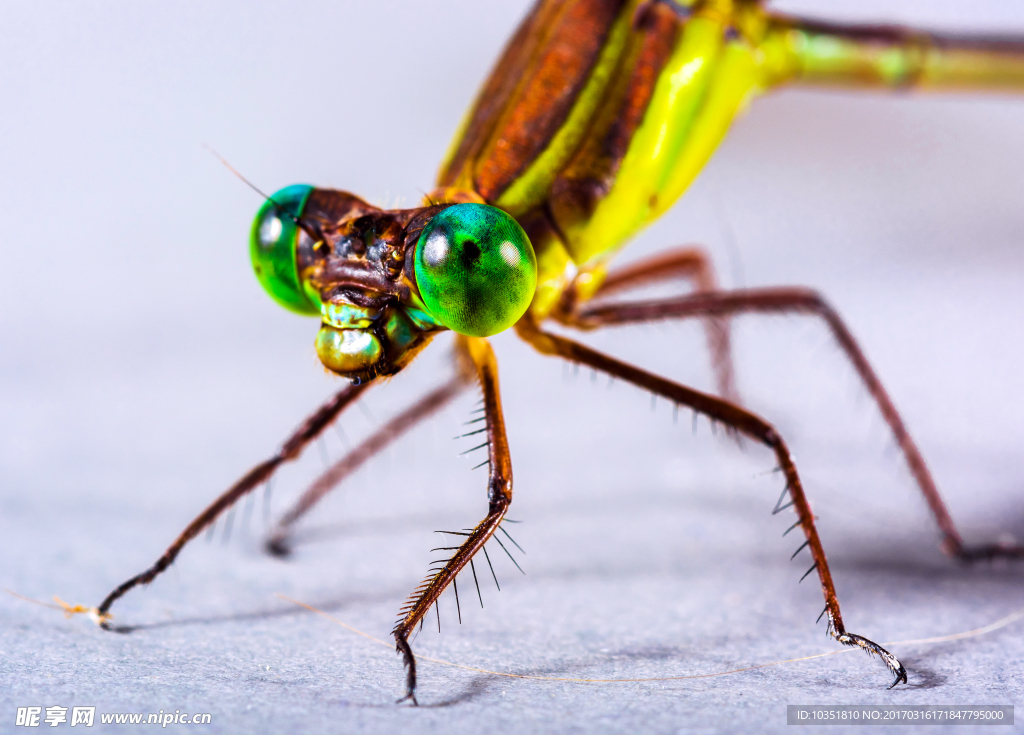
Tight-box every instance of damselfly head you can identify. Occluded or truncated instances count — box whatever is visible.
[250,186,536,382]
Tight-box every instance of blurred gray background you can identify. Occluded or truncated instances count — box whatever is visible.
[2,1,1024,733]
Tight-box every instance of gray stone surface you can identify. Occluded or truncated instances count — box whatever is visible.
[2,2,1024,733]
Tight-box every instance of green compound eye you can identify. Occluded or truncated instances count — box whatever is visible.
[250,184,320,315]
[414,204,536,337]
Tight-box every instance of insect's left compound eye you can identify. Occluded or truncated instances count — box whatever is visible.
[250,184,321,315]
[414,204,536,337]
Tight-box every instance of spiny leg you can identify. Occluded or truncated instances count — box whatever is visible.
[94,382,372,624]
[266,372,473,556]
[392,336,514,705]
[516,315,907,688]
[559,246,737,402]
[570,286,1024,562]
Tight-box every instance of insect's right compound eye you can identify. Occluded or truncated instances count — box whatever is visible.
[413,203,536,337]
[250,184,321,315]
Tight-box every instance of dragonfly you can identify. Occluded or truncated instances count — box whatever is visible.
[90,0,1024,704]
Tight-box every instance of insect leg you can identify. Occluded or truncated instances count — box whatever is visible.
[592,246,720,297]
[516,315,907,689]
[570,286,1024,562]
[266,372,473,555]
[559,246,737,401]
[93,382,372,625]
[392,336,514,705]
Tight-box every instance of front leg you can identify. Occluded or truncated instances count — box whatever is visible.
[392,335,513,705]
[95,381,372,624]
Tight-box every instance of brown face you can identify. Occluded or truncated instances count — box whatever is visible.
[295,189,448,383]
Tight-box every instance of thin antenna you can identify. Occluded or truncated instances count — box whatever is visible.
[203,143,322,242]
[203,144,275,202]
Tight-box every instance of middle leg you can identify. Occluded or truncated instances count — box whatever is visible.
[560,246,738,401]
[516,315,907,688]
